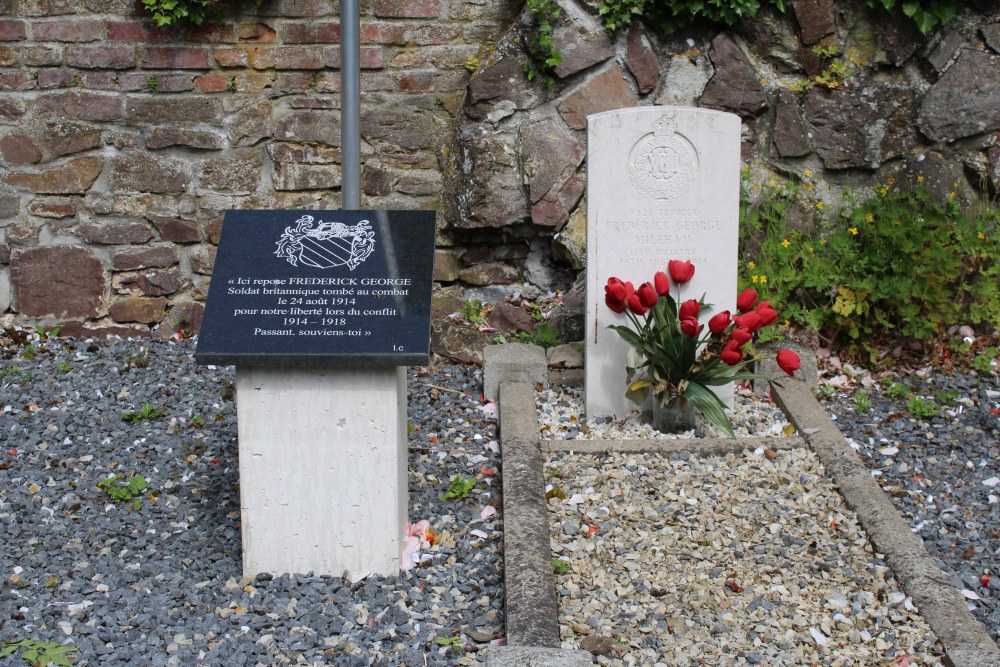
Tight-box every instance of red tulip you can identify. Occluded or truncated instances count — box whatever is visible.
[733,311,763,331]
[654,271,670,296]
[679,299,700,320]
[668,259,695,284]
[776,349,801,376]
[679,317,702,337]
[736,288,758,313]
[627,293,648,316]
[605,277,633,313]
[637,282,659,309]
[729,326,753,347]
[720,340,743,366]
[708,310,731,334]
[755,302,779,326]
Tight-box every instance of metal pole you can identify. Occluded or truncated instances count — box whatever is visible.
[340,0,361,210]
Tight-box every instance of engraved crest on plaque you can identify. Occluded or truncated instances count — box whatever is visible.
[628,116,699,200]
[275,214,376,270]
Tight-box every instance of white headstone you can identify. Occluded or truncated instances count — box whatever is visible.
[585,106,741,418]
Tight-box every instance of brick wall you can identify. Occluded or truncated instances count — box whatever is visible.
[0,0,512,337]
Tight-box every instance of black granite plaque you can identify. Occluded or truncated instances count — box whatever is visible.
[195,210,436,366]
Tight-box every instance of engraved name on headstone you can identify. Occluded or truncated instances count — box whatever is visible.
[585,106,741,418]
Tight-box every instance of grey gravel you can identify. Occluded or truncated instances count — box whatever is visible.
[0,331,502,665]
[824,367,1000,645]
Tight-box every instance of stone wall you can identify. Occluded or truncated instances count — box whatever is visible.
[1,0,1000,338]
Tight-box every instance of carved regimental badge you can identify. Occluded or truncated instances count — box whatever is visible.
[628,116,699,201]
[275,215,376,270]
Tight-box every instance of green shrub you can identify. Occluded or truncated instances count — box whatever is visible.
[739,180,1000,362]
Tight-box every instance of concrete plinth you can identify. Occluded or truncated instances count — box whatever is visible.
[235,365,407,580]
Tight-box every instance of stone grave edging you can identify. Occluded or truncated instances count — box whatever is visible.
[487,344,1000,666]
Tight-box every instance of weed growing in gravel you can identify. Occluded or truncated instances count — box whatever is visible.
[973,349,998,374]
[906,395,938,419]
[121,403,167,423]
[33,325,60,340]
[854,391,871,413]
[97,473,147,509]
[552,557,570,574]
[439,474,479,501]
[219,379,235,400]
[819,384,836,399]
[190,415,205,428]
[460,300,486,324]
[935,388,960,406]
[22,344,37,360]
[434,634,465,654]
[887,382,911,399]
[1,638,77,666]
[56,362,71,373]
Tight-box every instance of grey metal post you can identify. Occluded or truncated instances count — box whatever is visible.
[340,0,361,210]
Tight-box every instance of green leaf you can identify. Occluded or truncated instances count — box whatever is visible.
[684,382,735,438]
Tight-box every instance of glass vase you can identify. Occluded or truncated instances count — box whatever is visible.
[649,394,696,434]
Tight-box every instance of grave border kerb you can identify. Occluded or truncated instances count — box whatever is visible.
[487,343,1000,667]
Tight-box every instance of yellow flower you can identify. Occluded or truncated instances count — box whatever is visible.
[816,202,824,210]
[804,169,813,178]
[917,175,925,183]
[820,239,827,245]
[781,238,791,248]
[949,191,956,199]
[865,213,873,222]
[742,164,750,172]
[979,231,986,239]
[848,227,859,235]
[887,177,896,185]
[748,261,756,270]
[751,275,759,284]
[760,275,768,284]
[807,246,814,253]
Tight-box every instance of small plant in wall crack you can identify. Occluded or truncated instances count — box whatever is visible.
[522,0,562,87]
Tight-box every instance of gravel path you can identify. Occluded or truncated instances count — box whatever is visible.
[0,332,502,666]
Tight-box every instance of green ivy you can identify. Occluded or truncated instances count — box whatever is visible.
[863,0,957,34]
[140,0,261,26]
[523,0,563,86]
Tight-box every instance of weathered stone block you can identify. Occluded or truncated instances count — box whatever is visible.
[362,100,441,150]
[238,22,277,42]
[109,296,167,324]
[625,23,659,94]
[275,110,341,145]
[111,245,179,271]
[806,84,914,169]
[700,34,767,117]
[36,91,124,122]
[77,220,155,244]
[273,162,342,190]
[114,267,184,296]
[374,0,439,18]
[433,248,460,282]
[109,153,190,193]
[459,261,520,285]
[550,0,613,78]
[770,89,811,158]
[449,123,526,229]
[147,214,201,243]
[486,301,535,333]
[145,126,226,150]
[520,115,585,204]
[791,0,836,45]
[0,134,41,164]
[467,54,551,121]
[228,101,273,147]
[557,64,638,130]
[917,50,1000,142]
[194,74,230,93]
[4,156,102,194]
[531,172,584,230]
[126,97,223,124]
[11,245,105,318]
[42,121,99,158]
[189,245,217,275]
[27,196,76,218]
[153,300,205,339]
[200,152,263,192]
[0,20,27,41]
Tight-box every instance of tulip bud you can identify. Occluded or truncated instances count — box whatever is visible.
[637,282,659,309]
[679,299,700,320]
[668,259,695,284]
[729,326,753,347]
[776,349,801,376]
[720,340,743,366]
[708,310,731,334]
[736,288,758,313]
[679,317,701,337]
[627,293,648,316]
[654,271,670,296]
[733,311,763,332]
[756,304,779,326]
